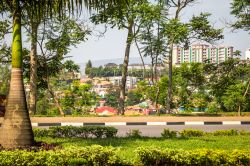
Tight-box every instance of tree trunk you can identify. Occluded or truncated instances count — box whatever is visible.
[166,42,174,113]
[29,22,38,115]
[239,80,250,116]
[47,81,64,116]
[154,56,158,82]
[119,22,133,115]
[155,18,160,82]
[134,38,146,78]
[238,106,241,116]
[155,86,160,115]
[151,56,155,84]
[0,0,34,148]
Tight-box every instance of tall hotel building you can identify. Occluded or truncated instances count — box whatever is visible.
[173,44,233,65]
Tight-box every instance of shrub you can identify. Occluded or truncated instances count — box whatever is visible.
[0,146,131,166]
[213,129,239,136]
[33,128,51,138]
[161,129,177,138]
[179,129,204,137]
[33,126,118,138]
[126,129,142,138]
[136,147,250,166]
[239,130,250,135]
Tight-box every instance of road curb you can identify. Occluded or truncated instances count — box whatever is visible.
[27,121,250,127]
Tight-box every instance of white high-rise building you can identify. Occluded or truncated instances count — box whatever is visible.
[173,44,234,65]
[245,48,250,60]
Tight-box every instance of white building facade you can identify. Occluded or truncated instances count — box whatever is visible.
[173,44,234,65]
[245,48,250,60]
[109,76,140,89]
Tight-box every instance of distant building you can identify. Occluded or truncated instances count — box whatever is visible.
[128,64,151,70]
[109,76,140,89]
[92,80,112,98]
[128,63,165,70]
[245,48,250,60]
[172,44,234,65]
[104,63,118,68]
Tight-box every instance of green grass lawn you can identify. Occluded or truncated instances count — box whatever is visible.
[36,135,250,161]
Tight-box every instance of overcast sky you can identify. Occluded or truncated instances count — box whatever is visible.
[67,0,250,63]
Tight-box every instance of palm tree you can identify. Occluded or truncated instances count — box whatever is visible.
[0,0,119,149]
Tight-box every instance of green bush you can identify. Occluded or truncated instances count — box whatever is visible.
[161,128,177,138]
[33,126,118,138]
[239,130,250,135]
[136,147,250,166]
[126,129,142,138]
[0,146,131,166]
[33,128,51,138]
[213,129,239,136]
[179,129,204,137]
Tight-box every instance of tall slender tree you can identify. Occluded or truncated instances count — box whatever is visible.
[0,0,119,148]
[91,0,159,114]
[163,0,223,113]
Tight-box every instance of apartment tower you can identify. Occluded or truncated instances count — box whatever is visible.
[173,44,233,65]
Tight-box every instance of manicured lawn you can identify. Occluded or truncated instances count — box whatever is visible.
[36,135,250,160]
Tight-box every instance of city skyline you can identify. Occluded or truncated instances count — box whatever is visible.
[67,0,250,64]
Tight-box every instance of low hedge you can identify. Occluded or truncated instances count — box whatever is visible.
[33,126,118,138]
[136,148,250,166]
[0,146,249,165]
[0,145,131,166]
[161,129,250,138]
[179,129,205,137]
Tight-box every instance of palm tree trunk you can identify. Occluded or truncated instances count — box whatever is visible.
[29,22,38,115]
[0,0,34,148]
[119,22,133,115]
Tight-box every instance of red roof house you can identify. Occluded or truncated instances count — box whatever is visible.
[95,106,118,115]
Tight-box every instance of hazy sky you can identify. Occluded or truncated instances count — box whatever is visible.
[2,0,249,63]
[67,0,250,64]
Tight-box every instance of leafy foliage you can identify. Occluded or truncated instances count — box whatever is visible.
[179,129,205,137]
[231,0,250,32]
[126,129,142,138]
[34,126,118,138]
[105,87,120,108]
[161,129,177,138]
[0,145,131,166]
[137,148,250,166]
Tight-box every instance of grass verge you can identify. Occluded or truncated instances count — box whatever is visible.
[36,135,250,161]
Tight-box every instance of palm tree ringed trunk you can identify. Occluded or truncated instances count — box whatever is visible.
[0,0,34,148]
[119,22,133,115]
[29,22,38,115]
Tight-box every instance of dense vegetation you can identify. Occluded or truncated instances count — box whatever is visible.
[0,0,249,148]
[28,127,250,165]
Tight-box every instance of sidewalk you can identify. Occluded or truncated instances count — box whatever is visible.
[29,116,250,123]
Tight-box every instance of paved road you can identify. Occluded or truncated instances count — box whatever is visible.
[1,117,250,137]
[114,125,250,137]
[33,124,250,137]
